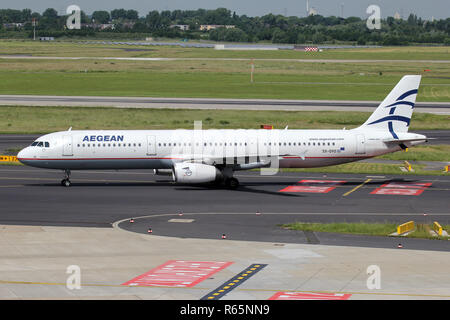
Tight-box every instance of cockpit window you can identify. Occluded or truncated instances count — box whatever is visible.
[31,141,50,147]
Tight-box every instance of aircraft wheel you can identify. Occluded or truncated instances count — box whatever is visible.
[61,179,71,187]
[226,177,239,189]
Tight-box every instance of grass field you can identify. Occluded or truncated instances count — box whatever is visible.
[1,40,450,60]
[280,162,446,176]
[282,222,450,240]
[1,105,449,134]
[0,41,449,101]
[379,145,450,161]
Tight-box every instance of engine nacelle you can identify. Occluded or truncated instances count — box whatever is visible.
[172,163,221,184]
[153,169,173,176]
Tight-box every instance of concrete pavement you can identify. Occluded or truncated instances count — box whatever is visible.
[0,224,449,300]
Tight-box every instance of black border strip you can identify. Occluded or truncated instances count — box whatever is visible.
[200,264,267,300]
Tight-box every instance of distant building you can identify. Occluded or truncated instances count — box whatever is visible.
[81,23,116,30]
[39,37,55,41]
[170,24,190,31]
[308,8,318,16]
[3,23,25,29]
[200,25,235,31]
[121,22,135,29]
[99,24,116,30]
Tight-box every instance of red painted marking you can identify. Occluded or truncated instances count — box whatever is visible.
[371,182,432,196]
[280,180,346,193]
[269,292,352,300]
[122,260,233,287]
[380,182,431,189]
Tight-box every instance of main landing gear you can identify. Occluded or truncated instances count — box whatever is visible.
[61,169,71,187]
[224,177,239,189]
[219,167,240,189]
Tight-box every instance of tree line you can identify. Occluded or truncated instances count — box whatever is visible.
[0,7,449,45]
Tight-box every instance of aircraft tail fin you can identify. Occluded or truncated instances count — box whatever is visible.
[358,75,421,138]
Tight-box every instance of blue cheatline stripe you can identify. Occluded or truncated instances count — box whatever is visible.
[388,122,399,139]
[389,107,396,115]
[396,89,418,101]
[368,115,411,126]
[384,100,415,109]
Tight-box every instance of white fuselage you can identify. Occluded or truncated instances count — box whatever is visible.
[17,128,425,171]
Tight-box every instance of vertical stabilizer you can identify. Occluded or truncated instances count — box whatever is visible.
[358,75,421,138]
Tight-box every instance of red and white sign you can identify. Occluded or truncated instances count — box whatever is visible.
[280,180,346,193]
[371,182,431,196]
[269,291,352,300]
[305,47,319,52]
[122,260,233,287]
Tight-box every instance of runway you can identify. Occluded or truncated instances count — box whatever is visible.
[0,95,449,114]
[0,166,448,250]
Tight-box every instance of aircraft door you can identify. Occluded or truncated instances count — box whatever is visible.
[147,135,156,156]
[355,134,366,154]
[62,135,73,156]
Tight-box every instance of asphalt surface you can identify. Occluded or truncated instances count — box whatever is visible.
[0,95,449,114]
[118,213,450,252]
[0,166,448,251]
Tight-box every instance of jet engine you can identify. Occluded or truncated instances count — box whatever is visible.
[172,163,221,183]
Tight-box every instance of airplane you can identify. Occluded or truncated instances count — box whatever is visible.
[17,75,427,188]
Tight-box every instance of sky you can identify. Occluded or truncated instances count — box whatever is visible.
[1,0,449,20]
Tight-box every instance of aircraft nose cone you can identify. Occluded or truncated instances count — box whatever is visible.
[17,148,28,163]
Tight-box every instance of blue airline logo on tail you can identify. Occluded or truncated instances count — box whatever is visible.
[367,89,418,139]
